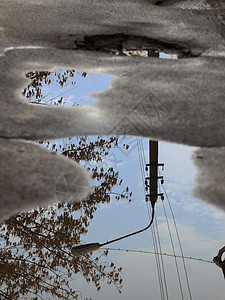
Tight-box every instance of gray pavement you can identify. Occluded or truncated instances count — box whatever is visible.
[0,0,225,221]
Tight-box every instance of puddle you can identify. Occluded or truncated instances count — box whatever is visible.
[75,34,192,58]
[22,51,177,108]
[122,50,178,59]
[22,70,113,107]
[160,52,178,59]
[1,133,224,299]
[2,66,225,300]
[68,138,225,300]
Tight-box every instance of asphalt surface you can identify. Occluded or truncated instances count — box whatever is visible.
[0,0,224,221]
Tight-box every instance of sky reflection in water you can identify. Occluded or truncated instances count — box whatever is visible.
[1,67,224,300]
[37,69,224,299]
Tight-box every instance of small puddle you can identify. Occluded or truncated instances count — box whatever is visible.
[160,52,178,59]
[22,69,113,107]
[22,50,177,108]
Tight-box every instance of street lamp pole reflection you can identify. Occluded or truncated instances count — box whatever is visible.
[71,204,155,256]
[72,141,163,256]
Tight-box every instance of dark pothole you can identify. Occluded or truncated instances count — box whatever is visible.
[74,34,196,58]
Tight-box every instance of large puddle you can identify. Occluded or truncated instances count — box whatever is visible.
[1,66,224,300]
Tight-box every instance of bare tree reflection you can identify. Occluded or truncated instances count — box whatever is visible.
[0,70,132,299]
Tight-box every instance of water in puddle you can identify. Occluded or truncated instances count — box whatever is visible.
[23,69,113,107]
[1,67,224,300]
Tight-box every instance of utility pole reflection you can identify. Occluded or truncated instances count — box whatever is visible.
[145,141,164,205]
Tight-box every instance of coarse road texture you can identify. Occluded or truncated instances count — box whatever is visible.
[0,0,225,221]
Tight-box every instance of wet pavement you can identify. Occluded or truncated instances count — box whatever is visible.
[0,1,225,221]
